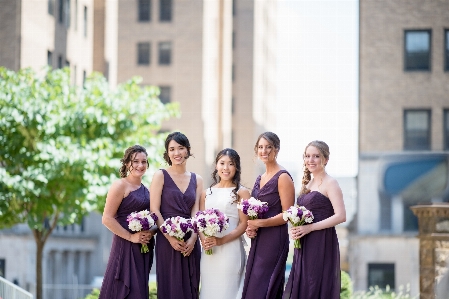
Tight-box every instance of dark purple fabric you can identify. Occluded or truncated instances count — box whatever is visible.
[283,191,341,299]
[155,169,201,299]
[241,170,292,299]
[99,185,153,299]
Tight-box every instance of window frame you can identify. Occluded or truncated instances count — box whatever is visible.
[159,0,172,22]
[403,109,431,151]
[158,86,171,104]
[404,29,432,72]
[368,263,395,290]
[138,0,151,22]
[137,42,151,65]
[158,41,172,65]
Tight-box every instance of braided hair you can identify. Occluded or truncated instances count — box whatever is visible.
[300,140,330,195]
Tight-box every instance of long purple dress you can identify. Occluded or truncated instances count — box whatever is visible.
[99,184,153,299]
[155,169,201,299]
[283,191,340,299]
[241,170,292,299]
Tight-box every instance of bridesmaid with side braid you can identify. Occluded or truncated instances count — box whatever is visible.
[283,140,346,299]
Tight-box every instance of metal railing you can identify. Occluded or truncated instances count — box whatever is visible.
[0,276,33,299]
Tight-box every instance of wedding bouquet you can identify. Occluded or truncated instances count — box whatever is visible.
[194,208,230,255]
[127,209,158,253]
[283,205,314,249]
[160,216,197,256]
[237,197,269,220]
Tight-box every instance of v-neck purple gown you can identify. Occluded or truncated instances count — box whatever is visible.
[155,169,201,299]
[99,184,153,299]
[282,191,340,299]
[241,170,292,299]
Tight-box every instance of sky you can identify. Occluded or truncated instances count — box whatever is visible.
[275,0,359,178]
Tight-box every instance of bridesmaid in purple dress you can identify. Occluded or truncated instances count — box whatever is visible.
[283,140,346,299]
[99,145,157,299]
[150,132,203,299]
[242,132,295,299]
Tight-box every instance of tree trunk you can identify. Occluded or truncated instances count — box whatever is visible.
[35,234,44,299]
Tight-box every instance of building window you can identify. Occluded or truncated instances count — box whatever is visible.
[47,51,53,67]
[159,86,171,104]
[58,55,63,69]
[58,0,64,23]
[159,0,172,22]
[138,0,151,22]
[48,0,54,15]
[232,31,236,49]
[83,70,86,86]
[444,109,449,150]
[232,64,235,81]
[158,42,171,65]
[137,42,151,65]
[445,30,449,71]
[232,0,236,16]
[83,6,87,37]
[73,65,77,85]
[404,30,431,71]
[368,263,395,290]
[0,259,5,277]
[404,109,431,150]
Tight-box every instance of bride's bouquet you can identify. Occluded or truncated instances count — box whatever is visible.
[237,197,269,220]
[194,208,230,255]
[160,216,197,256]
[127,209,158,253]
[283,205,314,249]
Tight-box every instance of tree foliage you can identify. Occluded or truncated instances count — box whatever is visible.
[0,66,179,298]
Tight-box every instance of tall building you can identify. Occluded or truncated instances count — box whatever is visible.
[94,0,277,186]
[0,0,277,297]
[351,0,449,294]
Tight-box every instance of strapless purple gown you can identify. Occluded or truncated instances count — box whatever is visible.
[99,184,153,299]
[283,191,340,299]
[241,170,292,299]
[155,169,201,299]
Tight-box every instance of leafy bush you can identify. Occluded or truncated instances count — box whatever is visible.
[352,284,416,299]
[340,270,353,299]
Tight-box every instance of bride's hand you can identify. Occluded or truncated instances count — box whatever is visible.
[203,236,222,250]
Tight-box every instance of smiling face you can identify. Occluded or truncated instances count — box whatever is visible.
[257,137,277,163]
[304,145,328,174]
[167,139,188,165]
[216,154,237,182]
[127,152,148,178]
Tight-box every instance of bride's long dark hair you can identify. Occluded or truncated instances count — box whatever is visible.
[209,148,242,203]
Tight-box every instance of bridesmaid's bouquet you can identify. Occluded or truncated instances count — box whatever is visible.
[237,197,269,220]
[160,216,197,256]
[194,208,230,255]
[127,209,158,253]
[283,205,314,249]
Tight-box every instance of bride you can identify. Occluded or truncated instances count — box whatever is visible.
[199,148,251,299]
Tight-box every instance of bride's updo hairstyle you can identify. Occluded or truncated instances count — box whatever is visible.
[300,140,330,195]
[253,132,280,158]
[209,148,242,203]
[163,132,193,166]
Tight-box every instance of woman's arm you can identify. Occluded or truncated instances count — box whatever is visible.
[183,174,203,256]
[102,180,150,244]
[203,188,251,250]
[292,177,346,239]
[247,173,295,230]
[149,170,186,252]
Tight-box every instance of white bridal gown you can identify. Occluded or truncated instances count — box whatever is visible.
[200,187,246,299]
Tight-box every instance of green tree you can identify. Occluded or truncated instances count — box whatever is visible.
[0,67,179,299]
